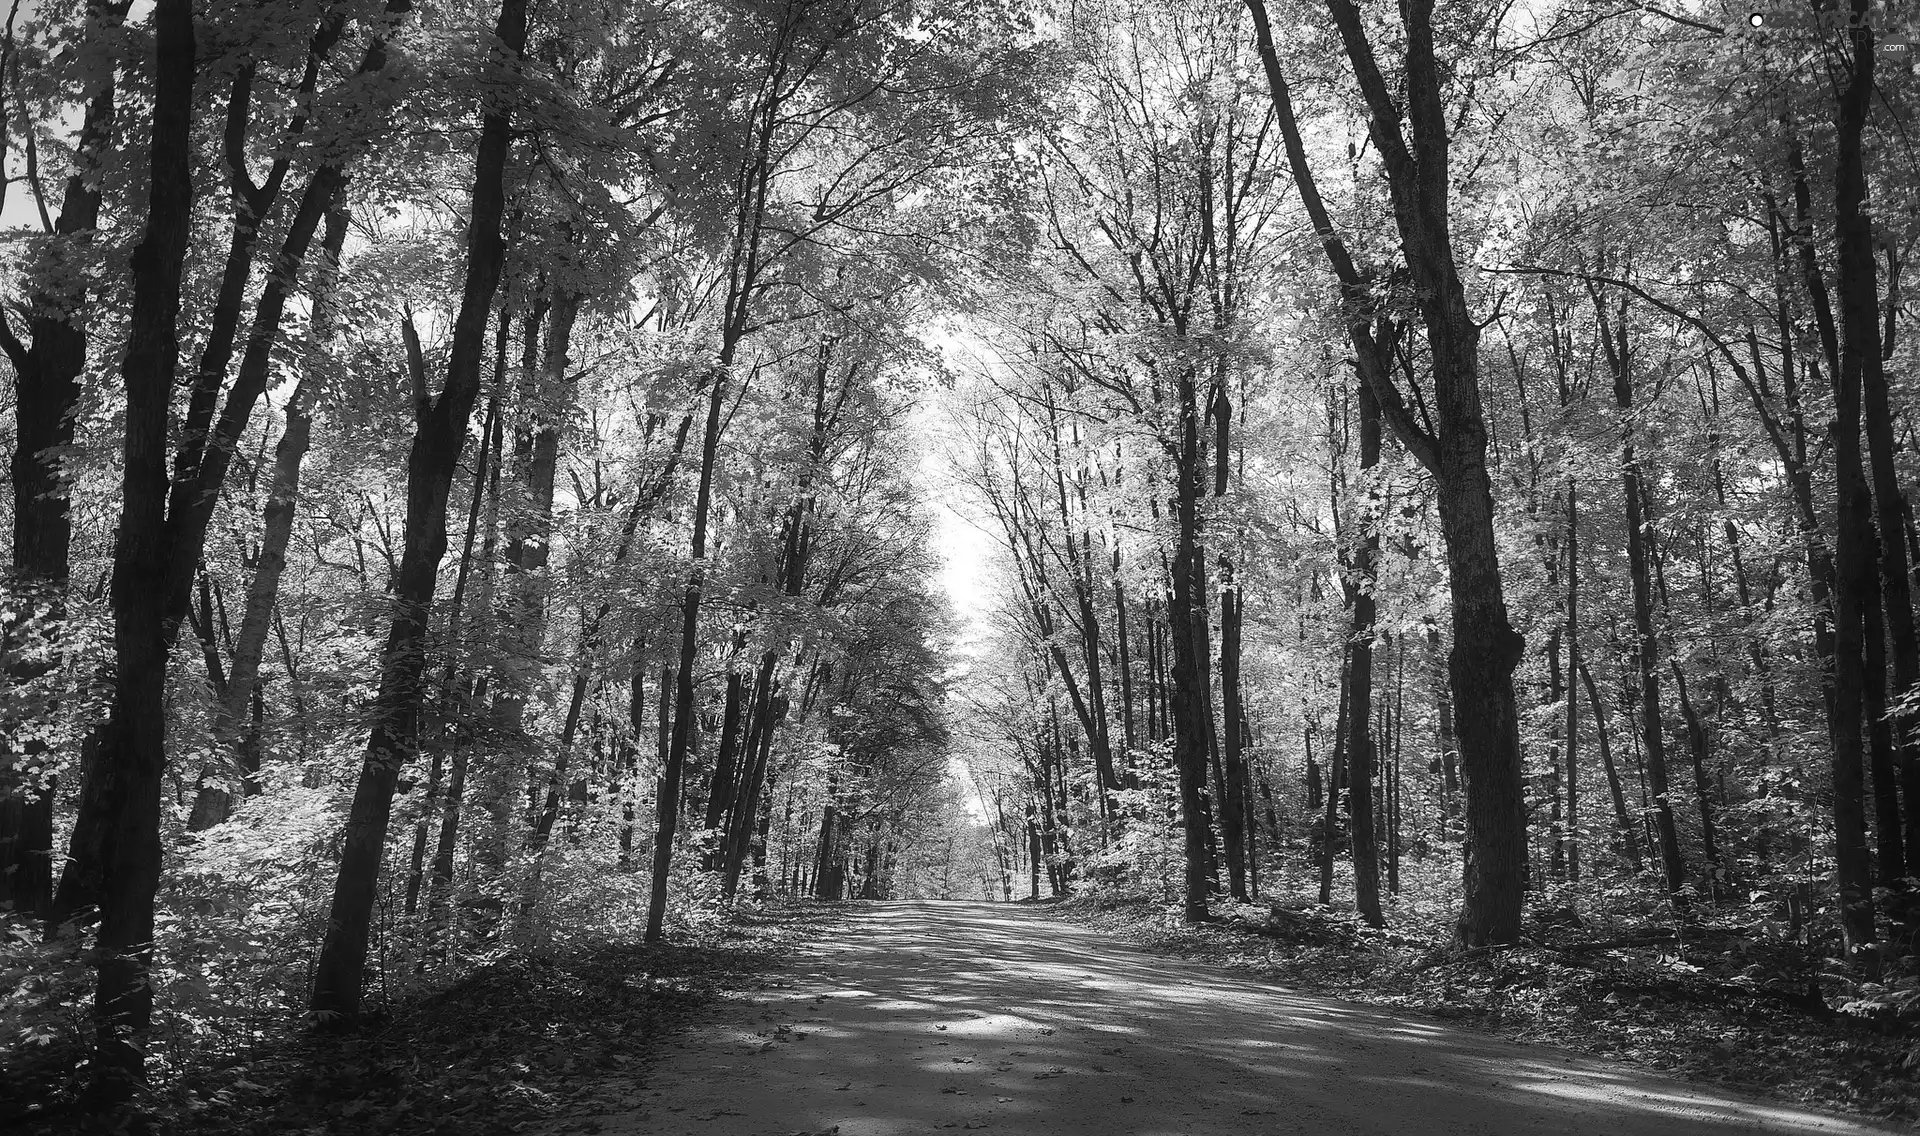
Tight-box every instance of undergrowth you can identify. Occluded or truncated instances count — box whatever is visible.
[3,902,841,1136]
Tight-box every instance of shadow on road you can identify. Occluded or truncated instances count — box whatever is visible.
[591,900,1892,1136]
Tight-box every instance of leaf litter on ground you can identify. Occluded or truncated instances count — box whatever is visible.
[9,902,844,1136]
[1049,892,1920,1127]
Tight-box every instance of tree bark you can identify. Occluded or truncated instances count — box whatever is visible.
[1346,383,1385,927]
[54,0,415,928]
[1168,363,1216,923]
[1828,0,1882,954]
[1578,657,1641,872]
[1593,288,1687,897]
[0,0,128,923]
[1247,0,1527,943]
[76,0,194,1099]
[645,361,731,941]
[1220,557,1251,902]
[309,0,527,1021]
[189,207,349,830]
[1565,486,1581,882]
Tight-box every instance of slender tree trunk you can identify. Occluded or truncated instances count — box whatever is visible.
[189,208,348,830]
[646,359,733,941]
[1578,657,1641,873]
[0,1,128,922]
[1595,290,1687,896]
[1565,486,1581,881]
[1321,660,1348,906]
[1220,556,1251,901]
[1347,384,1385,927]
[309,0,526,1021]
[405,391,500,915]
[723,657,784,897]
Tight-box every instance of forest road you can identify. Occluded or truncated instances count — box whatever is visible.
[554,901,1899,1136]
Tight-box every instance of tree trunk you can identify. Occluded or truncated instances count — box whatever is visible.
[1321,659,1349,906]
[1220,558,1251,902]
[0,1,127,923]
[495,291,578,826]
[645,357,733,941]
[1248,0,1527,942]
[309,0,526,1021]
[1594,290,1687,897]
[1168,365,1216,923]
[1346,383,1385,927]
[189,207,349,830]
[1829,0,1883,954]
[1565,486,1581,881]
[1577,657,1640,873]
[74,0,194,1099]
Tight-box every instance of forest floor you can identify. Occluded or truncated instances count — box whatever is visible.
[1047,891,1920,1130]
[2,904,844,1136]
[549,900,1904,1136]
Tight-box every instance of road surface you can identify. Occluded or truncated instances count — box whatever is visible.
[561,901,1898,1135]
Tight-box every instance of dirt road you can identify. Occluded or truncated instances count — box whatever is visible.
[566,901,1898,1135]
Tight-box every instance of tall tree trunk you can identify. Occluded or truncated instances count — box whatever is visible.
[1346,383,1385,927]
[1168,365,1216,923]
[1829,0,1883,954]
[722,657,784,897]
[496,292,578,840]
[405,390,501,916]
[0,0,128,922]
[1248,0,1528,944]
[1594,289,1687,896]
[1220,558,1251,902]
[700,644,751,868]
[189,207,349,830]
[1565,486,1581,881]
[1577,658,1640,872]
[75,0,194,1099]
[1320,659,1347,906]
[54,0,414,929]
[309,0,527,1021]
[645,361,732,941]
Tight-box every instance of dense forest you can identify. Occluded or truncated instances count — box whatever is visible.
[1,0,1917,1124]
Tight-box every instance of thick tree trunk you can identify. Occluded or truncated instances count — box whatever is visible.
[1168,365,1216,923]
[309,0,526,1021]
[1829,0,1882,954]
[1248,0,1526,943]
[73,0,194,1099]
